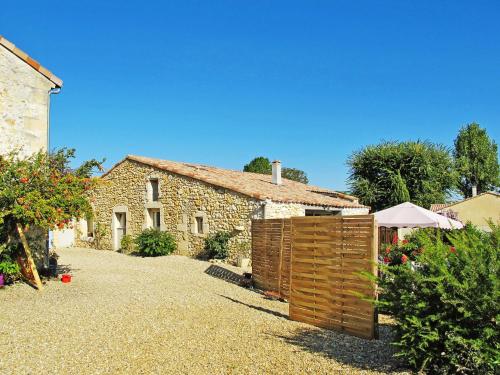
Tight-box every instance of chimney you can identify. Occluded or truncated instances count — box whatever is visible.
[272,160,282,185]
[472,185,477,197]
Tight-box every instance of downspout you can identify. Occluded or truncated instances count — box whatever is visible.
[45,87,61,269]
[47,87,61,152]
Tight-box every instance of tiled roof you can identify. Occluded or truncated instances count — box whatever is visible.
[430,203,449,212]
[105,155,367,209]
[0,35,63,88]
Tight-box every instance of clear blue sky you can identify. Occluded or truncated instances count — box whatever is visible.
[2,1,499,190]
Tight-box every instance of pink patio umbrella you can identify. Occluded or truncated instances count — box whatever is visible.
[374,202,464,229]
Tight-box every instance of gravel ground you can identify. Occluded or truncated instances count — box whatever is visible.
[0,248,409,374]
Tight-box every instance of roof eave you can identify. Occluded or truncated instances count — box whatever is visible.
[0,35,63,88]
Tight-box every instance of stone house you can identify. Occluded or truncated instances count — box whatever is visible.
[0,35,63,157]
[77,155,369,259]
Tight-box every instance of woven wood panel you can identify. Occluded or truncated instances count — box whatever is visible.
[289,215,378,339]
[251,219,291,299]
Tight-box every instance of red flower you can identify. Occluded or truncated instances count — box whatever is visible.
[383,257,390,264]
[401,254,408,264]
[402,239,409,244]
[450,246,456,254]
[392,233,399,245]
[20,177,29,184]
[385,246,391,254]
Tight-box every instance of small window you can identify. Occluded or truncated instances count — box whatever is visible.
[148,209,161,230]
[154,211,161,229]
[196,216,204,234]
[149,178,159,202]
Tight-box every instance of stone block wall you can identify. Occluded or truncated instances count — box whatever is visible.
[0,45,55,157]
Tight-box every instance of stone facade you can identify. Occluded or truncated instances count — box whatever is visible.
[75,158,369,260]
[0,45,56,157]
[76,159,266,259]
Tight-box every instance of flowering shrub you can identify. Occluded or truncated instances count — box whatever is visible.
[0,149,103,288]
[376,225,499,373]
[381,233,422,266]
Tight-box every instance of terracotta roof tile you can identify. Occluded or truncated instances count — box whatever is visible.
[0,35,63,87]
[430,203,449,212]
[106,155,368,209]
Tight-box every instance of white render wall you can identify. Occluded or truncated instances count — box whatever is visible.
[263,201,306,219]
[0,45,55,157]
[340,207,370,215]
[263,201,368,219]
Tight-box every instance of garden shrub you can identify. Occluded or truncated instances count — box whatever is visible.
[120,234,134,254]
[204,231,232,259]
[134,229,176,257]
[378,224,500,374]
[0,244,21,284]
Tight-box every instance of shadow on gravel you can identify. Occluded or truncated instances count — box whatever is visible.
[272,322,408,373]
[56,263,79,275]
[219,295,289,320]
[205,265,242,285]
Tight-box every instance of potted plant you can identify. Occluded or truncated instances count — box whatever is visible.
[0,258,21,285]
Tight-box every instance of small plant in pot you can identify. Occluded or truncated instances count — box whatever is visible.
[0,244,21,286]
[0,257,21,285]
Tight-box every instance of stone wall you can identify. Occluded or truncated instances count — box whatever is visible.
[76,159,265,259]
[0,45,55,157]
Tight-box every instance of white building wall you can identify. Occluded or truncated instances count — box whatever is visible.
[340,207,370,215]
[263,201,306,219]
[0,45,55,157]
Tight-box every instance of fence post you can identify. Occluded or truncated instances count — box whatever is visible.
[372,216,379,339]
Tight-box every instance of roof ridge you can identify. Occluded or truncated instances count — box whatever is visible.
[127,155,312,185]
[0,35,63,87]
[105,155,367,209]
[436,191,499,211]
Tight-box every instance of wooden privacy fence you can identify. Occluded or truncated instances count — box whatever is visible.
[251,218,292,300]
[252,215,378,340]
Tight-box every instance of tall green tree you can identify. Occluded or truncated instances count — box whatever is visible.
[282,167,309,184]
[243,157,272,174]
[243,157,309,184]
[347,141,455,211]
[453,123,499,197]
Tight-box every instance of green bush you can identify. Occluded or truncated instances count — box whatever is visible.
[377,225,500,373]
[0,244,21,284]
[120,234,134,254]
[134,229,176,257]
[204,231,232,259]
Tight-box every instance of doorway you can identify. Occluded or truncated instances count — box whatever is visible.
[114,212,127,250]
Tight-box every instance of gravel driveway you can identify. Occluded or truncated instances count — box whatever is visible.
[0,248,408,374]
